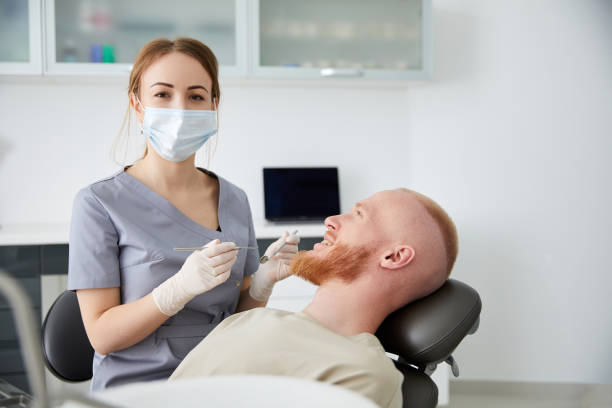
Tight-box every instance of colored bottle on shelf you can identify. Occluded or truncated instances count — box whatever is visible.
[90,44,102,62]
[102,45,115,63]
[61,39,78,62]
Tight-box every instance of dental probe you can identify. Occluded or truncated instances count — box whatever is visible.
[173,246,257,252]
[259,230,299,264]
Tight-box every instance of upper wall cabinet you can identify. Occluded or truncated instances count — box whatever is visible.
[251,0,431,80]
[0,0,42,74]
[44,0,247,75]
[3,0,431,80]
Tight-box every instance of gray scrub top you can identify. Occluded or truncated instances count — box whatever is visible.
[67,168,259,391]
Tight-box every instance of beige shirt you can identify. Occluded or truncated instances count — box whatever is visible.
[170,308,403,408]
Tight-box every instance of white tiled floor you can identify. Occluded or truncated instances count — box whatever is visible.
[448,381,612,408]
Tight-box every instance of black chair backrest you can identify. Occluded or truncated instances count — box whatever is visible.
[41,290,94,382]
[377,279,481,369]
[377,279,481,408]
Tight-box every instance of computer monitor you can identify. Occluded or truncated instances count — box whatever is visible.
[263,167,340,222]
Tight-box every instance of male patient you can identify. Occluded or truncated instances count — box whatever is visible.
[170,188,458,408]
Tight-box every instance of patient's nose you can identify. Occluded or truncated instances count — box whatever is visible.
[325,215,339,231]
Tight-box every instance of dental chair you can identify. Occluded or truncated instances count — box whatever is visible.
[40,279,481,408]
[377,279,481,408]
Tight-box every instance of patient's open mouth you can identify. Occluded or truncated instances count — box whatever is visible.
[313,241,329,251]
[323,233,336,246]
[313,234,335,250]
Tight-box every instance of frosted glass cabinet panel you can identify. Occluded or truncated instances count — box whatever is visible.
[0,0,42,74]
[46,0,245,75]
[254,0,431,79]
[0,0,29,62]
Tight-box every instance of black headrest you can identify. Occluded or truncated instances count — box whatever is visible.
[376,279,481,368]
[41,290,94,382]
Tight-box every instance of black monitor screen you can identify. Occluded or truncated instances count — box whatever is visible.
[264,167,340,222]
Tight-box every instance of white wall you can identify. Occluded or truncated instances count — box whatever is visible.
[0,77,411,223]
[406,0,612,384]
[1,0,611,384]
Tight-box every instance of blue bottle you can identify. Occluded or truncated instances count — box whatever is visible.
[90,45,103,63]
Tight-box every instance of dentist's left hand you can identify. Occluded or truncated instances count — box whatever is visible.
[248,231,300,302]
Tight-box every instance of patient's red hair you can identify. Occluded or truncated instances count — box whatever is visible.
[401,189,459,277]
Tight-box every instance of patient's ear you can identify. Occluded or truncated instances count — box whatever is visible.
[380,246,415,270]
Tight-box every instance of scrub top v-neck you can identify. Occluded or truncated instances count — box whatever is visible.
[68,168,260,391]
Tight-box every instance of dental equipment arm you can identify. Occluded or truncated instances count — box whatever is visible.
[0,271,123,408]
[0,272,48,408]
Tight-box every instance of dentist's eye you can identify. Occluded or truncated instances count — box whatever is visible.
[190,94,205,101]
[154,92,169,98]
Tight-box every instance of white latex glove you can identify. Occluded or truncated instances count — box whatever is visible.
[152,239,238,316]
[249,231,300,302]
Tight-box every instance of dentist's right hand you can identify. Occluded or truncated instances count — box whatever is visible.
[152,239,238,316]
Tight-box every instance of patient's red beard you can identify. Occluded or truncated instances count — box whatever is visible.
[291,243,372,286]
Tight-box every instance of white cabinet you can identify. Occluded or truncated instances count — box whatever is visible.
[44,0,247,76]
[0,0,42,74]
[2,0,431,80]
[251,0,431,80]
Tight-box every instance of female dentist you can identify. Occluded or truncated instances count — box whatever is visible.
[67,38,299,391]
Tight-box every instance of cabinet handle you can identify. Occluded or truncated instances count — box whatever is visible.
[320,68,364,78]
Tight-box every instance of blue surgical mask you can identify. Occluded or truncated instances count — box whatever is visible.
[141,105,217,162]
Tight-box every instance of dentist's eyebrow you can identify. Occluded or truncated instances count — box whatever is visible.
[187,85,209,94]
[150,82,173,88]
[150,82,209,94]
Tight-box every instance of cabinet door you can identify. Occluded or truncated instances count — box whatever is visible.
[0,0,42,74]
[45,0,247,76]
[252,0,431,80]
